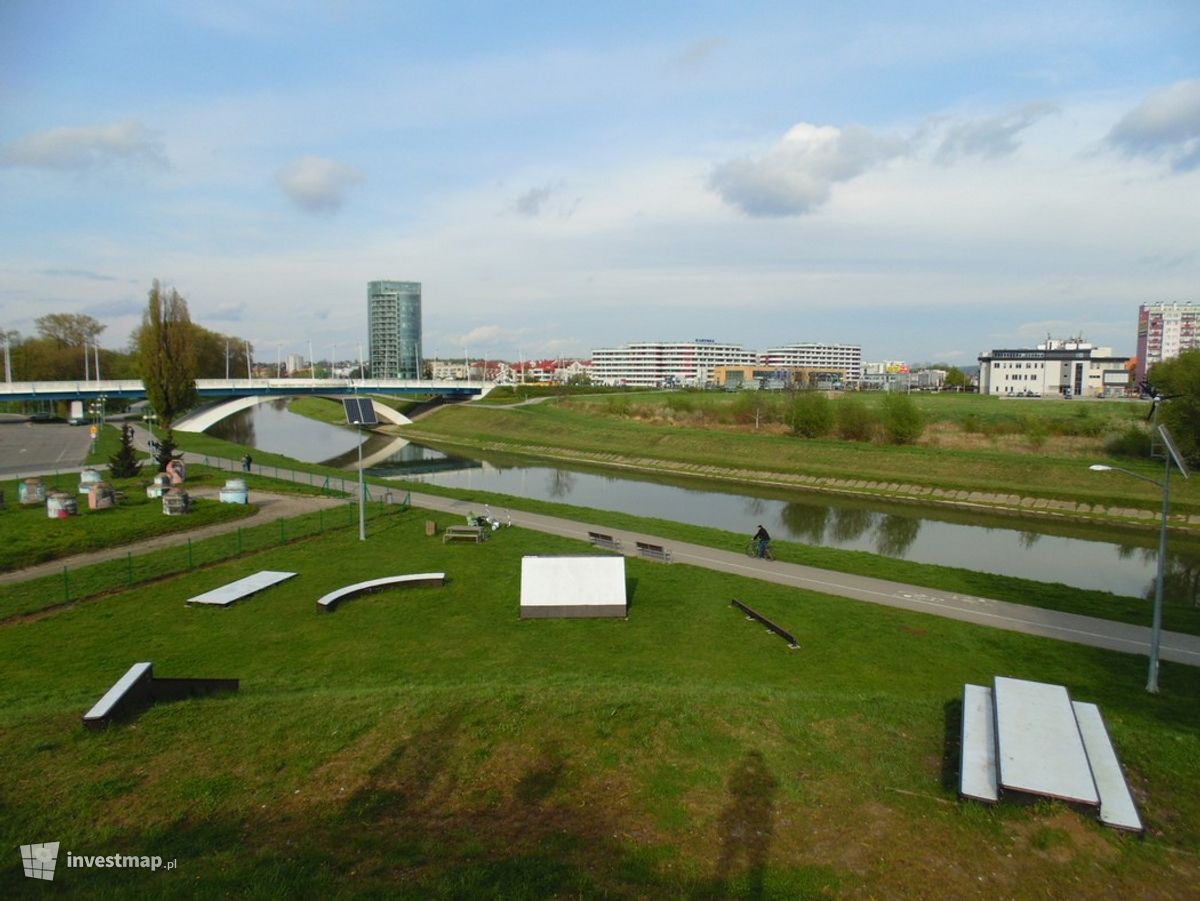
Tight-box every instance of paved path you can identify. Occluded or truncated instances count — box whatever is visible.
[7,428,1198,668]
[0,487,344,586]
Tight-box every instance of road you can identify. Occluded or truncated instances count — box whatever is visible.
[6,427,1199,668]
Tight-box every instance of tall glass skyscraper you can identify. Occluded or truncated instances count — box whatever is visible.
[367,281,421,378]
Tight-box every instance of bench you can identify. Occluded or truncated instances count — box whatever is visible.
[587,531,622,551]
[316,573,447,612]
[83,662,239,730]
[730,598,799,649]
[443,525,486,544]
[635,541,671,563]
[186,571,296,607]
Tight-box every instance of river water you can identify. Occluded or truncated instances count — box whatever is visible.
[207,400,1199,603]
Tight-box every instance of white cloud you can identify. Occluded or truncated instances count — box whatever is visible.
[0,120,167,171]
[935,102,1058,163]
[456,324,528,347]
[275,155,364,214]
[708,123,909,217]
[1106,79,1200,172]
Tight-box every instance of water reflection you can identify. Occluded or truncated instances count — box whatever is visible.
[876,515,921,558]
[548,469,576,499]
[780,502,829,544]
[206,398,361,463]
[831,507,872,543]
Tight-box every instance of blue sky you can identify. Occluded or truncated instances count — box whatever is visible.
[1,1,1198,366]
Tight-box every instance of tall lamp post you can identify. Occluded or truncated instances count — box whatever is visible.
[1089,424,1190,693]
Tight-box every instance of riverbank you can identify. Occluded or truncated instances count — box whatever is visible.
[394,399,1200,534]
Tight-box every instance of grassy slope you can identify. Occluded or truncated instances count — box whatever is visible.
[0,512,1196,897]
[401,400,1200,513]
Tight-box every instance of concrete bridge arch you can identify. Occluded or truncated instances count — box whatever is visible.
[172,395,412,433]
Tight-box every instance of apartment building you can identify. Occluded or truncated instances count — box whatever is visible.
[591,340,756,387]
[1136,302,1200,383]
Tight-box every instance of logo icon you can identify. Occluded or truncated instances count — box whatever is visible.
[20,842,60,881]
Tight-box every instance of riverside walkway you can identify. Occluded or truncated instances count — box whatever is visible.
[6,430,1199,667]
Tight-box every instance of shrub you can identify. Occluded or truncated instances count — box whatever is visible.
[961,413,981,434]
[790,391,834,438]
[835,396,877,442]
[880,393,924,444]
[1105,425,1153,459]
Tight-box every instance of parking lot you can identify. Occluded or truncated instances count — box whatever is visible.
[0,421,95,477]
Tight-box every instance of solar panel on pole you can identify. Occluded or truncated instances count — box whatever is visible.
[342,397,379,426]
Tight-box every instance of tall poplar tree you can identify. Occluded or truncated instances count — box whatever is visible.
[138,280,198,427]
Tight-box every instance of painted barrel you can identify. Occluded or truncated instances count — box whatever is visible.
[78,468,103,495]
[162,489,190,516]
[88,481,117,510]
[146,472,171,498]
[166,459,186,484]
[20,477,47,505]
[46,491,79,519]
[219,478,248,505]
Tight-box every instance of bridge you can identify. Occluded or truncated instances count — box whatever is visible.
[0,377,489,432]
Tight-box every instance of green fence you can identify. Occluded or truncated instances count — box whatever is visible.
[3,492,412,620]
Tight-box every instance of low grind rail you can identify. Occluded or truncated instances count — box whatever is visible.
[731,598,799,649]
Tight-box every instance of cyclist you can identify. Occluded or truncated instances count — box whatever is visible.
[753,524,771,559]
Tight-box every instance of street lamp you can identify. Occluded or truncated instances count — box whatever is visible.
[1089,424,1190,693]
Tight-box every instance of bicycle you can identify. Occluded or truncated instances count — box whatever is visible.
[744,539,775,561]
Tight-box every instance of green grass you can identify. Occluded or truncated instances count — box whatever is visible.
[0,501,402,620]
[0,473,255,571]
[402,400,1200,515]
[0,512,1196,896]
[171,429,1200,635]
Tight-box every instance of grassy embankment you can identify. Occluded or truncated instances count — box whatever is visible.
[398,393,1200,518]
[0,511,1197,897]
[187,401,1200,636]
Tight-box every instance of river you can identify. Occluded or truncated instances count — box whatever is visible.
[206,399,1200,604]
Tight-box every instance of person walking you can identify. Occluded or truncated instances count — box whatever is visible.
[242,453,252,473]
[753,524,771,559]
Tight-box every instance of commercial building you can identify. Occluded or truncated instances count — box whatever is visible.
[591,340,756,387]
[1136,302,1200,384]
[977,339,1130,398]
[367,281,421,379]
[761,343,862,385]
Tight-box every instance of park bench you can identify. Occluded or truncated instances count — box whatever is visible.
[82,661,239,730]
[635,541,671,563]
[316,573,447,612]
[443,525,486,544]
[587,531,622,551]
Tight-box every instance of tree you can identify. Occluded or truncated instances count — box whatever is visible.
[108,424,143,479]
[1147,349,1200,464]
[137,280,198,427]
[152,429,184,474]
[881,392,924,444]
[945,367,968,390]
[35,313,105,347]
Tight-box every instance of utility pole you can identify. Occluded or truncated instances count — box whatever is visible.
[2,330,12,383]
[245,342,252,380]
[225,339,230,380]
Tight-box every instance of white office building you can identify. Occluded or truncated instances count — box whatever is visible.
[591,340,756,387]
[761,343,862,384]
[978,339,1130,398]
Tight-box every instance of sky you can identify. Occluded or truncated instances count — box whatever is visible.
[1,1,1198,367]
